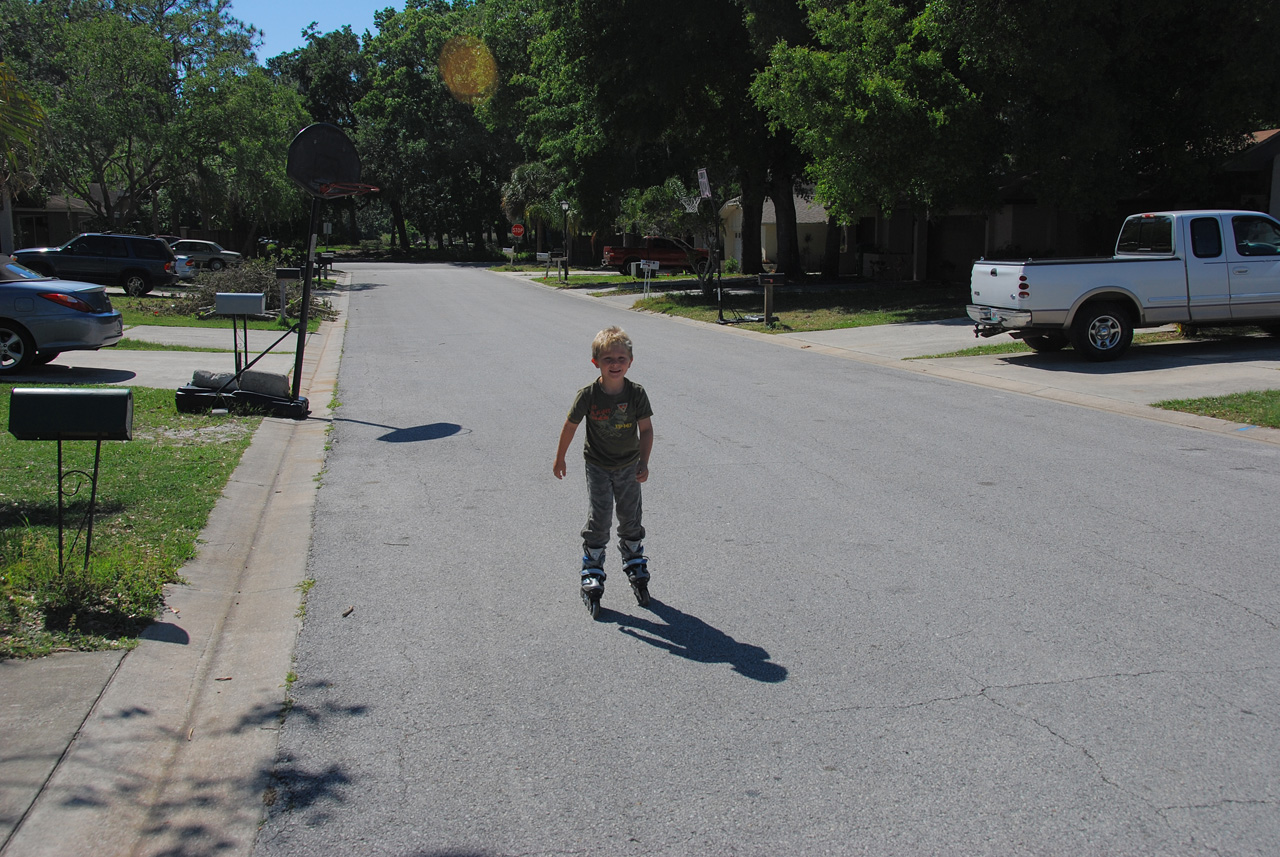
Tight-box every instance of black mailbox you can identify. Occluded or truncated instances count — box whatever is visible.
[758,273,786,286]
[8,388,134,441]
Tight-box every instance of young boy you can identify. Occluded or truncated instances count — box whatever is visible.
[553,326,654,607]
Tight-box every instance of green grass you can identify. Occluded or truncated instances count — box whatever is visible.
[632,281,969,334]
[912,341,1033,359]
[0,386,260,658]
[912,328,1253,359]
[118,304,320,332]
[1154,390,1280,428]
[114,338,232,352]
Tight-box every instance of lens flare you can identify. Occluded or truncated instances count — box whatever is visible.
[438,35,498,106]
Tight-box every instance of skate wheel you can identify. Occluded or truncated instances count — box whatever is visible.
[581,588,602,620]
[631,582,650,608]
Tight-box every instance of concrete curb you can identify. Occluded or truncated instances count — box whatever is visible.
[0,287,348,857]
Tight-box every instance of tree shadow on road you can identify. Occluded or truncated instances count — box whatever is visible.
[608,599,788,683]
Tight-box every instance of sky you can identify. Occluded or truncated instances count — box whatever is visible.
[230,0,403,64]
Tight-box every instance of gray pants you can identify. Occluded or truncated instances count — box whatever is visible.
[582,460,645,568]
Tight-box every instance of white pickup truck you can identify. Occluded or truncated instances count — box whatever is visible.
[966,209,1280,360]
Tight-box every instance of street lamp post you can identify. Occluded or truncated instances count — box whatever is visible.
[560,200,570,281]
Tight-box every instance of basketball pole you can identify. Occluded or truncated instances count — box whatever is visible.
[291,196,322,401]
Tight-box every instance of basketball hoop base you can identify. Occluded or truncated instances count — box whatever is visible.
[175,386,310,420]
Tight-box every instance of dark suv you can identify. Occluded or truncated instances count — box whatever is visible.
[13,233,176,296]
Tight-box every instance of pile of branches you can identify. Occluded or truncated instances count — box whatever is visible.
[152,259,339,322]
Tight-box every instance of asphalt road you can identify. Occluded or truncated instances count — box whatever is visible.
[253,263,1280,856]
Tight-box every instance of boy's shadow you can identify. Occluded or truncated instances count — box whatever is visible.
[608,599,788,683]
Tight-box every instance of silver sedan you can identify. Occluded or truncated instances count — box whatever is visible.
[0,260,124,374]
[168,239,242,271]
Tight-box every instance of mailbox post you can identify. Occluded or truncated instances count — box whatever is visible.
[8,388,134,573]
[215,292,266,373]
[758,272,786,327]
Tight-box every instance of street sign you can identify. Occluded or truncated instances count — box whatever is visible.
[511,224,525,238]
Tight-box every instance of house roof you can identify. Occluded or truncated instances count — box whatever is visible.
[13,194,94,215]
[763,195,830,225]
[1224,130,1280,172]
[721,192,832,225]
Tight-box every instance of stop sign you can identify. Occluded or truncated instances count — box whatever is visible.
[511,224,525,237]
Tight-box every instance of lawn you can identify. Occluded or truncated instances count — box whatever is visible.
[0,386,260,658]
[1153,390,1280,428]
[631,280,970,334]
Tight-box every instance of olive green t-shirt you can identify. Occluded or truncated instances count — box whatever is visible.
[567,378,653,470]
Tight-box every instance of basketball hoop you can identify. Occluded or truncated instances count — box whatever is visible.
[680,195,701,214]
[316,181,380,199]
[287,123,365,200]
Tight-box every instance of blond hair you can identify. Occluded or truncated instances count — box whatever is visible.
[592,326,633,360]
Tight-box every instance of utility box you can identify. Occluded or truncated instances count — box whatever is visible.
[8,388,134,441]
[215,292,266,316]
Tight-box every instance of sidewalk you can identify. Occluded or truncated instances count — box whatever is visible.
[0,289,348,857]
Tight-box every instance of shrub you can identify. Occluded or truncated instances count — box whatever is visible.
[156,259,337,323]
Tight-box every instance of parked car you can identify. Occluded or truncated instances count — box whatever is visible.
[168,239,242,271]
[12,232,176,296]
[0,260,123,374]
[601,236,711,275]
[174,254,199,280]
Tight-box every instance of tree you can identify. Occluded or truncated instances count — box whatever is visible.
[520,0,807,273]
[356,0,513,250]
[758,0,1280,219]
[3,0,291,242]
[0,60,44,253]
[37,10,176,228]
[268,24,370,241]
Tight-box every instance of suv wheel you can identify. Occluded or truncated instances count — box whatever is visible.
[123,272,152,296]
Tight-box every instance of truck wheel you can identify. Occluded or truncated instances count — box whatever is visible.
[1023,333,1069,353]
[1070,302,1132,361]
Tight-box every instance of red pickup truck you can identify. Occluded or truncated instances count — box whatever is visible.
[601,236,710,274]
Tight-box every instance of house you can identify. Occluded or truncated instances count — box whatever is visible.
[3,194,96,255]
[1222,129,1280,218]
[719,192,911,278]
[718,132,1280,283]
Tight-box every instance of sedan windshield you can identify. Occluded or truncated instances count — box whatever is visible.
[0,261,48,282]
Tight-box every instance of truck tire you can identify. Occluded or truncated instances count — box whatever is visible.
[1071,302,1132,361]
[1023,332,1069,353]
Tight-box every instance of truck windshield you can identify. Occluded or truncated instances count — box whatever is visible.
[1116,216,1174,254]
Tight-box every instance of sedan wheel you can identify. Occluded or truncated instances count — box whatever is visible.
[209,258,225,271]
[0,323,36,374]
